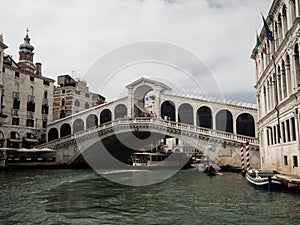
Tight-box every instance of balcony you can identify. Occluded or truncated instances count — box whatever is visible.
[28,95,35,102]
[11,109,19,116]
[27,111,34,119]
[42,114,48,121]
[42,98,48,105]
[13,91,20,99]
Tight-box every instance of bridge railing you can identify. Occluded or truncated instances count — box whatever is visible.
[40,117,258,149]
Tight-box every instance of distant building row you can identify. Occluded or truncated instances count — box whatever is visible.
[0,31,105,148]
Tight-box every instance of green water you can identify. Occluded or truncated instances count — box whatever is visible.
[1,169,300,225]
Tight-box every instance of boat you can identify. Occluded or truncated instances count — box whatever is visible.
[131,151,191,169]
[246,169,283,190]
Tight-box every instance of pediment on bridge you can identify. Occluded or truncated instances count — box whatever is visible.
[125,77,172,91]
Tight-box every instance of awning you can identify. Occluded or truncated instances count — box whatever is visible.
[24,138,40,143]
[8,139,22,143]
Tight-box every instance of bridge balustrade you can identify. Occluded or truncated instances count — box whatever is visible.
[41,117,258,150]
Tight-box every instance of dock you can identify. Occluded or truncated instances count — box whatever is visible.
[277,174,300,192]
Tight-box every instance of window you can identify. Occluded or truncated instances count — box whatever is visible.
[273,126,277,144]
[44,91,48,99]
[61,98,65,106]
[85,102,89,109]
[42,105,49,114]
[282,122,286,143]
[291,117,296,141]
[75,90,81,95]
[284,156,288,166]
[12,117,19,125]
[293,156,298,168]
[286,120,291,142]
[27,101,35,112]
[277,125,280,144]
[74,99,80,107]
[85,93,90,98]
[30,76,34,82]
[26,119,34,127]
[62,89,65,94]
[43,80,50,86]
[43,120,47,129]
[267,129,270,146]
[13,99,20,109]
[15,71,19,77]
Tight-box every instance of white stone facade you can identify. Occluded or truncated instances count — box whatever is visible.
[251,0,300,175]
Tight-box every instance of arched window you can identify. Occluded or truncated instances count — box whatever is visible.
[197,106,212,129]
[0,131,4,147]
[73,118,84,133]
[277,65,282,101]
[74,99,80,107]
[236,113,255,137]
[61,98,65,106]
[44,90,48,99]
[294,44,300,86]
[115,104,127,119]
[60,123,71,138]
[100,109,112,124]
[282,60,287,99]
[15,82,19,92]
[86,114,98,128]
[277,13,282,44]
[178,103,193,125]
[161,101,175,121]
[48,128,59,141]
[216,109,233,133]
[282,5,287,36]
[286,54,292,94]
[30,86,34,96]
[85,102,89,109]
[290,0,296,22]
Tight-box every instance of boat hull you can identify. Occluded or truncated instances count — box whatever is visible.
[246,173,283,190]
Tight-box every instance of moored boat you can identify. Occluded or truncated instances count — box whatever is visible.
[246,169,283,190]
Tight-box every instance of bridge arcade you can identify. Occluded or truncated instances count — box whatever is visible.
[47,77,257,142]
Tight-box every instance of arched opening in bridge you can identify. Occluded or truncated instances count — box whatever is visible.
[100,109,112,124]
[73,118,84,133]
[48,128,58,141]
[236,113,255,137]
[133,85,154,117]
[178,103,193,125]
[216,109,233,133]
[60,123,71,138]
[197,106,212,129]
[7,131,21,148]
[115,104,127,119]
[86,114,98,129]
[161,100,175,121]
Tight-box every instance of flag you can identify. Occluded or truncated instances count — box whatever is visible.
[261,14,274,41]
[255,31,261,47]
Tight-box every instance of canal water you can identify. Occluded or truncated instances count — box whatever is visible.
[1,169,300,225]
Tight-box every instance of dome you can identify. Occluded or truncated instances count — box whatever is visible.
[19,33,34,52]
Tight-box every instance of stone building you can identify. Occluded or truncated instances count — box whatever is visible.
[53,74,105,121]
[0,31,54,148]
[251,0,300,175]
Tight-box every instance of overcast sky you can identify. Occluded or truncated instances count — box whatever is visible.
[1,0,272,103]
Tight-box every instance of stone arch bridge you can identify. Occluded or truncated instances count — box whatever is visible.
[41,77,259,168]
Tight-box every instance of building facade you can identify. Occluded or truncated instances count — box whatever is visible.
[251,0,300,175]
[0,31,54,148]
[53,74,105,121]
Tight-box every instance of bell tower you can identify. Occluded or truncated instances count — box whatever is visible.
[18,28,35,73]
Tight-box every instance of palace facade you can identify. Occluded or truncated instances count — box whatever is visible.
[251,0,300,175]
[0,32,54,148]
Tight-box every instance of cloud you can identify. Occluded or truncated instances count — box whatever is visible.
[0,0,271,103]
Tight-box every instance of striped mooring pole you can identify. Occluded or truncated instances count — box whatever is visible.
[240,142,245,177]
[245,140,250,171]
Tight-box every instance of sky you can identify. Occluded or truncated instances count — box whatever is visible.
[1,0,272,103]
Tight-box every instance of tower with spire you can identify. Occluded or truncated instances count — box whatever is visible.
[18,28,36,73]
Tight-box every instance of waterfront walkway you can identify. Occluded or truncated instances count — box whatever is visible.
[277,174,300,191]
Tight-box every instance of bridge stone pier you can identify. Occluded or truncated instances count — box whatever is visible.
[41,77,260,169]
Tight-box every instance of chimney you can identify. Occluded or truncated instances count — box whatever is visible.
[35,62,42,75]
